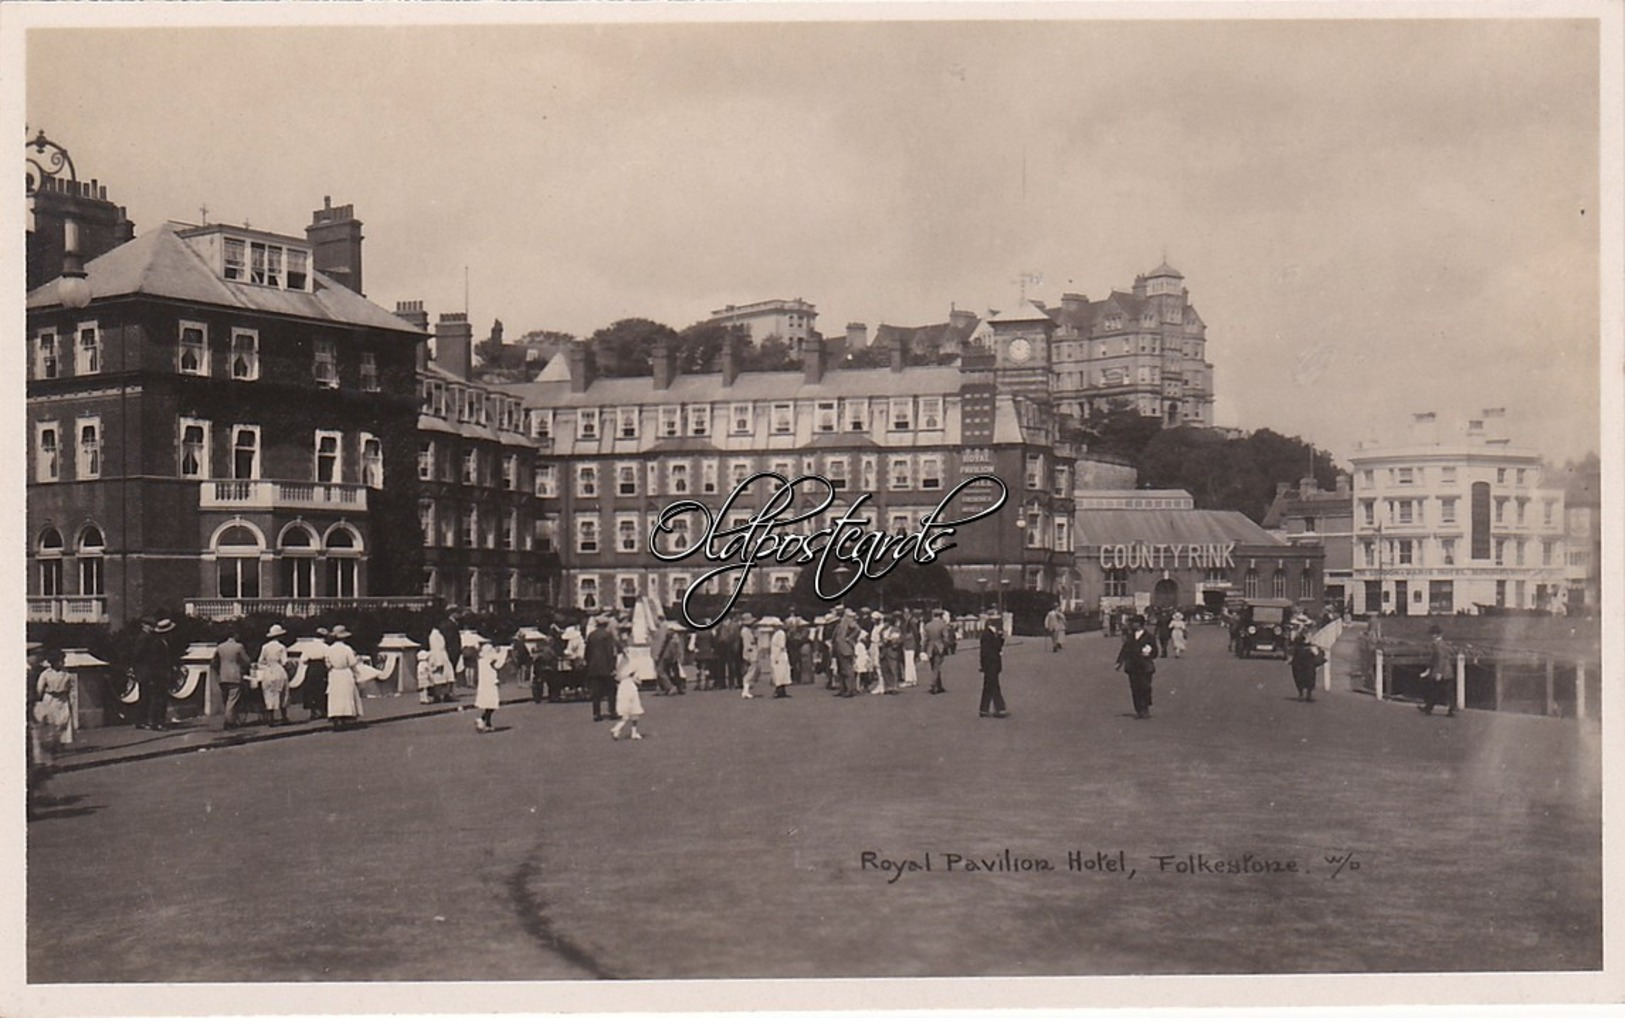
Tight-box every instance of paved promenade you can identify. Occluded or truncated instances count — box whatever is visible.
[26,623,1602,985]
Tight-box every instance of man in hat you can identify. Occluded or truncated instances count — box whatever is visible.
[1115,614,1159,720]
[922,609,953,694]
[653,619,686,696]
[584,615,622,722]
[738,614,760,699]
[1419,624,1457,716]
[1044,605,1067,653]
[831,607,860,698]
[212,630,252,730]
[132,617,177,731]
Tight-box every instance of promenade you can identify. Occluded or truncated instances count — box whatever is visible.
[27,623,1601,983]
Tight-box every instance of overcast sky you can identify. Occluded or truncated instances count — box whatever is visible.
[22,11,1606,465]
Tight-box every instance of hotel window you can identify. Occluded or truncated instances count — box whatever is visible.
[617,515,640,553]
[1025,515,1043,549]
[1515,541,1525,566]
[314,430,343,483]
[534,464,558,498]
[645,461,660,497]
[770,458,794,481]
[1243,569,1259,599]
[889,456,913,490]
[1104,569,1128,598]
[1516,468,1527,486]
[1441,539,1456,566]
[816,401,838,433]
[226,329,259,380]
[286,247,309,290]
[1496,468,1507,484]
[249,242,282,287]
[665,514,695,556]
[417,442,434,481]
[577,575,600,610]
[1396,467,1414,485]
[231,425,261,479]
[702,460,720,495]
[1396,540,1414,566]
[620,407,642,439]
[462,448,479,485]
[1494,540,1506,566]
[920,455,942,490]
[617,462,638,497]
[1395,500,1415,525]
[888,511,910,534]
[179,418,210,478]
[826,457,849,490]
[576,464,599,498]
[215,526,262,599]
[497,453,516,490]
[771,402,794,435]
[843,400,869,433]
[34,422,61,484]
[860,455,878,491]
[1440,497,1457,524]
[889,398,914,431]
[34,329,59,380]
[223,237,247,280]
[578,408,600,440]
[1515,499,1527,526]
[531,409,553,439]
[1441,467,1457,484]
[669,462,690,495]
[36,529,64,596]
[1361,500,1375,526]
[76,322,101,375]
[1053,517,1070,551]
[1363,542,1376,567]
[730,403,753,435]
[1025,453,1043,490]
[313,339,338,388]
[918,396,943,431]
[179,322,207,375]
[360,434,384,488]
[617,575,640,610]
[730,459,752,488]
[461,508,478,548]
[653,405,678,438]
[76,417,102,479]
[419,502,436,546]
[576,516,600,554]
[1272,570,1287,599]
[1053,464,1071,497]
[1299,570,1314,600]
[1494,498,1506,524]
[535,517,558,553]
[1361,469,1375,488]
[360,351,379,392]
[1543,500,1556,526]
[687,405,711,437]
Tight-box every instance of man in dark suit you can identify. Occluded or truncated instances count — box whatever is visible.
[978,616,1008,718]
[922,609,952,694]
[132,617,176,731]
[831,607,860,698]
[584,616,622,722]
[1116,615,1160,719]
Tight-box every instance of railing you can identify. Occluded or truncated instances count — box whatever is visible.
[1357,632,1599,721]
[184,596,437,621]
[27,596,109,623]
[198,480,369,511]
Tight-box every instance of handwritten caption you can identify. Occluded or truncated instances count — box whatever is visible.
[860,848,1364,884]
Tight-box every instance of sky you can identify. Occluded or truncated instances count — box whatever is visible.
[19,9,1610,466]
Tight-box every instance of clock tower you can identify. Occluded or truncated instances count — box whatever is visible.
[987,300,1055,399]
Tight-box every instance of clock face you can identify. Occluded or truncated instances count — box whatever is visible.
[1008,337,1033,363]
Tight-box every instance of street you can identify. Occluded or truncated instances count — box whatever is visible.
[27,623,1602,981]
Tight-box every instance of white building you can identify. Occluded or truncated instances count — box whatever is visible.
[706,298,818,350]
[1348,410,1567,616]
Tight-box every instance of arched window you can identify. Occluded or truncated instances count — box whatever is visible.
[212,522,262,599]
[279,524,318,599]
[324,525,362,598]
[37,527,64,597]
[77,524,106,597]
[1272,569,1287,599]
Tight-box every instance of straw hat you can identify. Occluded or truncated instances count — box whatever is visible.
[329,625,352,640]
[154,618,176,634]
[758,616,784,628]
[266,624,288,639]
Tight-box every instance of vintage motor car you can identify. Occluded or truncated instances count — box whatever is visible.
[1233,598,1297,659]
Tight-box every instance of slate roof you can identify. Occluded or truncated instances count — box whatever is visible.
[1075,507,1287,549]
[26,223,425,337]
[501,365,967,409]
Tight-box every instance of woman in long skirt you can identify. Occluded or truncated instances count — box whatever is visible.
[324,625,364,731]
[302,628,331,721]
[610,651,644,740]
[474,642,501,732]
[764,618,792,698]
[257,624,291,725]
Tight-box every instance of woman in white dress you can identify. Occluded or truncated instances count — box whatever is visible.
[324,625,364,731]
[257,624,291,725]
[609,649,644,741]
[765,618,792,698]
[1169,612,1188,659]
[474,642,501,732]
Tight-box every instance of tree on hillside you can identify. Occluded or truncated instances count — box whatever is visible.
[674,320,749,374]
[587,318,681,378]
[1082,401,1163,462]
[740,335,799,372]
[1136,425,1339,522]
[843,343,892,369]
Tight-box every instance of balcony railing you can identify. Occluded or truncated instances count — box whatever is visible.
[184,596,438,621]
[28,596,109,623]
[199,479,369,512]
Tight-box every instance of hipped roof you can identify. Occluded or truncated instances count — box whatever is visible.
[1075,507,1287,548]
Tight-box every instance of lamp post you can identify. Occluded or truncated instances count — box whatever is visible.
[26,130,92,310]
[976,576,989,614]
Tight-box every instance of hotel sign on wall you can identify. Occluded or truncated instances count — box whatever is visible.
[1095,542,1238,570]
[957,449,1001,512]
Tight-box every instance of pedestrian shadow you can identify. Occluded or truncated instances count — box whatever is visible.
[28,794,104,821]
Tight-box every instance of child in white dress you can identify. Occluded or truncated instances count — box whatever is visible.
[610,651,644,741]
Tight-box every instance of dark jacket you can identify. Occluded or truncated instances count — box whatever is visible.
[132,630,173,681]
[584,625,620,677]
[979,627,1004,674]
[1116,629,1158,676]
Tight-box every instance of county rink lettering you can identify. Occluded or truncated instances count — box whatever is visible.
[861,849,1320,882]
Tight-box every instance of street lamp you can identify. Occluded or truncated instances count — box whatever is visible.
[976,576,989,614]
[26,130,93,310]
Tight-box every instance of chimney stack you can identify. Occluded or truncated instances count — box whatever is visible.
[1060,293,1088,315]
[803,335,827,385]
[306,196,365,295]
[846,322,868,352]
[1335,474,1350,496]
[652,337,676,390]
[721,330,742,387]
[567,340,593,394]
[890,332,906,373]
[948,307,978,332]
[1275,481,1292,498]
[435,312,473,381]
[396,300,430,372]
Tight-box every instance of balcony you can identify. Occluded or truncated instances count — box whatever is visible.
[183,596,437,621]
[28,596,109,624]
[199,479,369,512]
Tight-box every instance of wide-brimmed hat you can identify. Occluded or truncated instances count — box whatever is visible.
[785,615,806,627]
[738,613,757,624]
[266,624,288,639]
[329,625,352,639]
[758,616,784,628]
[153,618,176,634]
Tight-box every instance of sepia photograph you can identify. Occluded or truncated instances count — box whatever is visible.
[7,1,1621,1014]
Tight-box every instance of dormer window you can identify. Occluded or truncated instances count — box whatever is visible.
[224,238,247,281]
[222,234,311,292]
[287,248,309,290]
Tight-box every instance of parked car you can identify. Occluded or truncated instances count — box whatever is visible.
[1233,598,1297,659]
